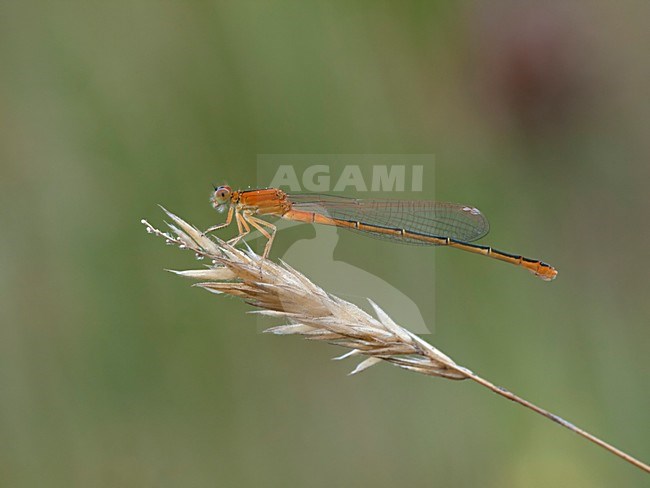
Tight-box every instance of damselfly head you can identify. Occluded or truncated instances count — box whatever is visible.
[211,185,232,209]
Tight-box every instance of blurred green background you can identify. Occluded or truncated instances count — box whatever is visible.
[1,1,649,486]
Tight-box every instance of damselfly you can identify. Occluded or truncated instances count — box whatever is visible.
[206,186,557,281]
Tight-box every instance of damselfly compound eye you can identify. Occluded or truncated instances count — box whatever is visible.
[213,185,232,205]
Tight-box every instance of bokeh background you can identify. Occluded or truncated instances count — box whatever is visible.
[1,1,649,486]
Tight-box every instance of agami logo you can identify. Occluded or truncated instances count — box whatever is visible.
[269,165,424,192]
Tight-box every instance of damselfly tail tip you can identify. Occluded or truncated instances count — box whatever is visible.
[533,263,558,282]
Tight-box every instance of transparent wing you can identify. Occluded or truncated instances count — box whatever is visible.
[287,194,489,244]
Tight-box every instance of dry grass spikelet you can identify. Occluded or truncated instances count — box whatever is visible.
[142,207,467,379]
